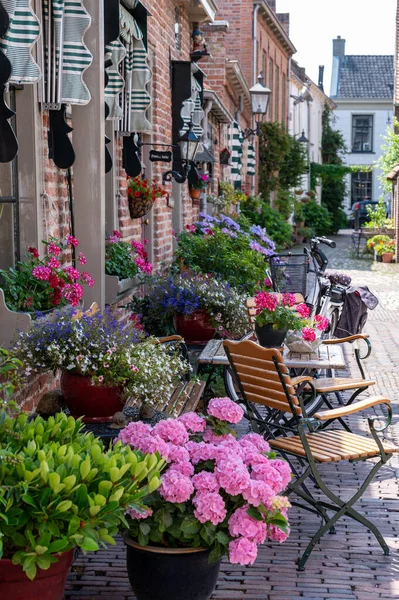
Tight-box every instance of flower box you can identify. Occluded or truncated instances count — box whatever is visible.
[105,275,143,305]
[0,289,32,349]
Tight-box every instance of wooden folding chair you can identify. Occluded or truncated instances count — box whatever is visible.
[224,339,398,570]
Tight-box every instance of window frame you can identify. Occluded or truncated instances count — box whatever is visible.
[351,114,374,153]
[351,170,373,203]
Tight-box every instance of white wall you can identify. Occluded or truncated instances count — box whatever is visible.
[332,99,393,211]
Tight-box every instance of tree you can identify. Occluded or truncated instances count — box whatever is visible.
[376,117,399,194]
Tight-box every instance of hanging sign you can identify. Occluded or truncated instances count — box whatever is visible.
[149,149,172,162]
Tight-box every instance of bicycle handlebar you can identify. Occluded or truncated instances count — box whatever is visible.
[313,236,336,249]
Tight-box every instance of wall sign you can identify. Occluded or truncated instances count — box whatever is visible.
[149,149,172,162]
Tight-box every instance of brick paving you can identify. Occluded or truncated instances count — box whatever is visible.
[65,232,399,600]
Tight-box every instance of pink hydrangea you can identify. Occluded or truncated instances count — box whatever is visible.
[117,421,152,445]
[296,303,310,318]
[213,437,245,462]
[126,507,153,520]
[159,469,194,503]
[48,257,60,269]
[242,479,274,507]
[216,458,251,495]
[192,471,219,493]
[32,266,51,281]
[302,327,317,342]
[66,235,79,247]
[48,242,61,256]
[270,459,291,491]
[203,430,230,444]
[239,433,270,454]
[186,441,216,464]
[154,419,189,446]
[168,461,194,477]
[78,252,87,265]
[165,443,190,464]
[251,459,291,494]
[193,492,227,525]
[228,506,267,544]
[207,397,244,424]
[63,266,81,282]
[268,524,289,543]
[178,412,206,433]
[229,537,258,565]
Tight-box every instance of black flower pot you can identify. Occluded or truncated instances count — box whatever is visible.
[124,535,220,600]
[255,323,287,348]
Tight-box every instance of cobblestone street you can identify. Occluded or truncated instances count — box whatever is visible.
[65,231,399,600]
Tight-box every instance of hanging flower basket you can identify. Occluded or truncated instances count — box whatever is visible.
[128,195,154,219]
[127,177,167,220]
[188,186,201,200]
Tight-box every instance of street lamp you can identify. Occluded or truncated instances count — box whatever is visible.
[162,120,201,184]
[298,130,309,143]
[243,72,271,139]
[179,121,200,163]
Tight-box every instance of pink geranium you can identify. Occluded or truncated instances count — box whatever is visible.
[296,303,310,318]
[302,327,317,342]
[32,266,51,281]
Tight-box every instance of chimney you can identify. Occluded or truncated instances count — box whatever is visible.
[266,0,276,11]
[318,66,324,91]
[277,13,290,37]
[333,36,345,62]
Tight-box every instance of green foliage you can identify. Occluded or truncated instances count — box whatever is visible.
[376,117,399,194]
[366,234,395,256]
[241,200,293,250]
[0,411,164,580]
[364,196,388,229]
[275,188,296,219]
[279,135,308,190]
[256,303,304,330]
[105,238,151,280]
[302,200,333,236]
[0,348,22,400]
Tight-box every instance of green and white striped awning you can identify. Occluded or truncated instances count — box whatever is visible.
[247,142,256,177]
[230,120,243,187]
[40,0,93,106]
[118,4,151,133]
[0,0,41,84]
[105,39,126,120]
[180,63,204,152]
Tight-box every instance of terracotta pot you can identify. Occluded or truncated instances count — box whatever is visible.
[382,252,394,263]
[174,310,216,344]
[255,324,287,348]
[124,535,220,600]
[0,550,73,600]
[60,371,124,423]
[189,187,201,200]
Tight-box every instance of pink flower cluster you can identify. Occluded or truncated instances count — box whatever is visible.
[296,303,310,318]
[254,291,278,313]
[118,397,291,566]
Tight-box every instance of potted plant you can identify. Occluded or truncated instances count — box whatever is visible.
[253,291,305,348]
[366,234,391,260]
[131,272,248,343]
[293,202,305,228]
[295,226,312,244]
[118,397,291,600]
[284,303,329,353]
[189,174,209,200]
[105,232,153,304]
[379,240,395,263]
[14,307,189,422]
[127,177,167,219]
[0,408,164,599]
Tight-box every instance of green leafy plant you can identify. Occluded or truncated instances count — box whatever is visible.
[374,239,395,256]
[363,197,388,230]
[366,234,392,254]
[254,292,304,330]
[190,173,209,191]
[105,232,153,280]
[0,410,164,580]
[0,348,22,401]
[376,117,399,194]
[241,201,293,250]
[302,200,333,236]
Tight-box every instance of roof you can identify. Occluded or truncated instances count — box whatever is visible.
[335,55,394,99]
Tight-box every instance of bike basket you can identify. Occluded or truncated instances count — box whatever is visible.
[269,253,309,296]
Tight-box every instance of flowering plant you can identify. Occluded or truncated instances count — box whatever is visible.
[119,397,291,564]
[0,236,94,312]
[14,307,189,406]
[366,234,391,254]
[127,177,167,205]
[190,173,209,191]
[105,231,153,280]
[174,213,275,293]
[130,273,249,339]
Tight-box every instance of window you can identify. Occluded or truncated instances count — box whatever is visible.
[275,66,279,122]
[352,115,373,153]
[351,171,373,202]
[268,58,273,120]
[262,51,267,81]
[174,7,181,51]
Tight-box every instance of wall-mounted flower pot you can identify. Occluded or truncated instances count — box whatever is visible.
[0,289,32,349]
[105,274,142,305]
[189,187,201,200]
[128,195,153,219]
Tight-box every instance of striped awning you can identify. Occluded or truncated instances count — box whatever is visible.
[180,62,204,152]
[119,3,151,133]
[230,120,243,187]
[247,142,256,177]
[40,0,93,106]
[105,39,126,119]
[0,0,41,84]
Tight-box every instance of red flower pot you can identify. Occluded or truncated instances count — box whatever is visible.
[0,550,73,600]
[174,310,216,345]
[60,371,124,423]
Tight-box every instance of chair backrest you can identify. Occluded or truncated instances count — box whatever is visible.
[224,339,301,415]
[245,294,305,331]
[72,302,100,321]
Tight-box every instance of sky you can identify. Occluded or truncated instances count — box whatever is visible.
[277,0,397,95]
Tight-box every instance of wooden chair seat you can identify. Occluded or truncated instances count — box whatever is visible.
[270,430,398,463]
[312,377,375,393]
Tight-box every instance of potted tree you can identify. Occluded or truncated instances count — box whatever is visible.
[118,397,291,600]
[14,307,189,422]
[0,408,164,599]
[105,232,153,304]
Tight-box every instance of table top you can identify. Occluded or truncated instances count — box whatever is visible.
[198,338,346,371]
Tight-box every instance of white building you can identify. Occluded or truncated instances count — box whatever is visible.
[289,61,335,201]
[330,36,394,212]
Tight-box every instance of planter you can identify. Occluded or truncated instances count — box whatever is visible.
[124,536,220,600]
[285,330,323,354]
[0,550,73,600]
[105,274,142,305]
[189,186,202,200]
[128,195,153,219]
[255,323,287,348]
[60,371,124,423]
[174,310,216,344]
[382,252,394,263]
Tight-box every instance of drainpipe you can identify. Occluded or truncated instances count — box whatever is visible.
[252,4,260,195]
[201,99,213,214]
